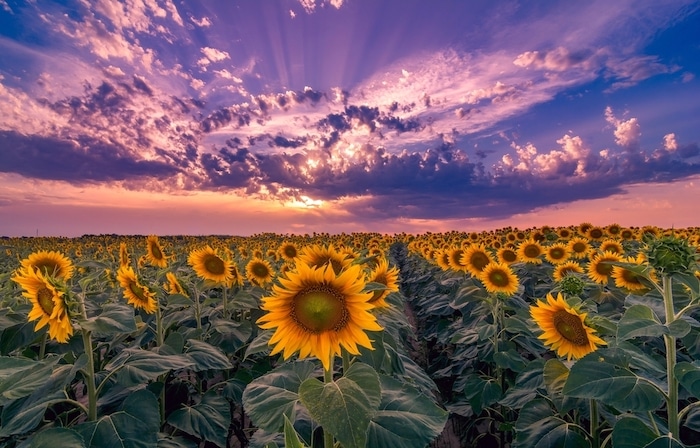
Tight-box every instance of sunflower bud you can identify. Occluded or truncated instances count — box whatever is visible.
[560,275,586,297]
[645,236,698,277]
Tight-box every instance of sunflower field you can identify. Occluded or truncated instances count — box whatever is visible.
[1,224,700,448]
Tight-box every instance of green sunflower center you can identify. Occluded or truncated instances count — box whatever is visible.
[37,287,55,316]
[35,262,60,277]
[488,270,510,287]
[293,286,348,333]
[150,243,164,260]
[204,255,226,275]
[128,281,148,302]
[552,310,589,346]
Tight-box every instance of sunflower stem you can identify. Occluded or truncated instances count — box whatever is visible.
[38,331,47,360]
[155,300,166,423]
[77,292,97,421]
[662,274,679,439]
[193,286,202,338]
[323,363,335,448]
[589,398,599,447]
[342,349,352,373]
[222,284,229,320]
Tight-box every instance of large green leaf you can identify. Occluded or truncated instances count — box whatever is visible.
[514,399,589,448]
[23,427,86,448]
[76,389,160,448]
[242,360,318,431]
[0,391,64,437]
[0,355,61,404]
[463,374,502,415]
[105,348,193,387]
[562,351,664,412]
[79,303,138,334]
[244,330,272,360]
[500,359,545,409]
[617,305,666,341]
[299,362,381,448]
[643,436,686,447]
[610,417,657,448]
[167,390,231,448]
[675,362,700,398]
[283,414,308,448]
[184,339,233,371]
[365,374,448,448]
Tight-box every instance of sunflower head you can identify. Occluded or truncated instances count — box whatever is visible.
[146,235,169,268]
[188,246,233,284]
[587,251,623,285]
[164,272,185,295]
[117,266,158,313]
[478,262,519,296]
[644,235,698,277]
[461,244,493,276]
[12,268,74,343]
[530,292,606,361]
[365,258,400,308]
[246,257,275,287]
[298,244,353,275]
[544,243,571,265]
[257,262,382,371]
[278,241,300,262]
[20,250,74,281]
[558,272,586,296]
[517,240,543,264]
[119,242,131,268]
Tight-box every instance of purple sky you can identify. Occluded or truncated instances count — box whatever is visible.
[1,0,699,237]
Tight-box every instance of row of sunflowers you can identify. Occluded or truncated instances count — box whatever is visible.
[0,223,699,447]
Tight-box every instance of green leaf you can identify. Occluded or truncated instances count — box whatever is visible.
[283,414,308,448]
[463,374,502,415]
[0,355,61,404]
[156,434,197,448]
[617,305,666,341]
[366,374,448,448]
[105,349,193,387]
[675,362,700,398]
[643,435,686,447]
[242,360,318,432]
[76,389,160,448]
[0,391,63,437]
[26,427,86,448]
[500,359,545,409]
[167,390,231,448]
[563,351,665,412]
[184,339,233,371]
[514,399,589,448]
[79,303,138,334]
[669,319,692,339]
[493,349,528,372]
[244,330,272,360]
[611,417,657,448]
[299,362,381,448]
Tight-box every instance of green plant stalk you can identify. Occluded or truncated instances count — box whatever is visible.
[193,286,202,337]
[155,300,166,423]
[38,331,47,360]
[222,284,228,319]
[342,348,352,373]
[590,398,599,447]
[662,275,679,439]
[323,363,335,448]
[76,292,97,421]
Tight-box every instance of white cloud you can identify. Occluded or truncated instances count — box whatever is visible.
[191,16,212,27]
[605,106,641,148]
[663,133,678,152]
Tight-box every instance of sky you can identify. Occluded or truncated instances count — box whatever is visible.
[1,0,699,237]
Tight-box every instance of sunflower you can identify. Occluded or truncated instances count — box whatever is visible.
[461,244,493,277]
[116,266,157,313]
[557,227,573,239]
[298,244,353,274]
[188,246,233,283]
[119,242,131,268]
[20,250,74,281]
[436,250,452,271]
[246,257,275,287]
[447,247,468,272]
[530,292,606,361]
[497,247,519,265]
[568,237,591,259]
[365,258,400,308]
[478,262,519,295]
[586,226,605,241]
[552,261,584,282]
[605,223,622,238]
[599,239,624,255]
[164,272,185,295]
[12,269,73,343]
[544,243,571,265]
[612,254,651,292]
[228,263,243,288]
[620,228,637,241]
[145,235,168,268]
[257,262,382,371]
[587,251,623,285]
[517,240,544,264]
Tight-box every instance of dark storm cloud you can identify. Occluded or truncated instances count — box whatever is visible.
[0,130,180,182]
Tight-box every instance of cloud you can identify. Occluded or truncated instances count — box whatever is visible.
[664,133,678,152]
[605,106,641,148]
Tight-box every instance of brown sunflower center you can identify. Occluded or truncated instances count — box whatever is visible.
[470,252,490,271]
[572,242,587,253]
[150,243,164,260]
[128,281,148,302]
[589,228,604,239]
[621,269,642,285]
[594,258,616,276]
[37,287,55,316]
[488,269,510,287]
[549,248,566,260]
[552,309,589,346]
[501,250,518,263]
[283,246,298,258]
[204,255,226,275]
[523,245,541,258]
[252,262,270,278]
[292,286,348,333]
